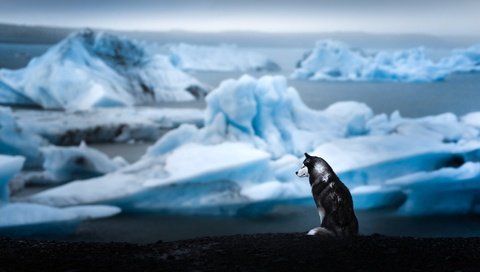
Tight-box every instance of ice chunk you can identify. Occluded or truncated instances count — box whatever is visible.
[439,44,480,73]
[29,142,274,212]
[351,185,406,210]
[168,43,280,72]
[0,203,120,237]
[0,30,209,110]
[0,107,45,167]
[312,134,480,187]
[151,75,351,158]
[353,162,480,215]
[0,155,25,204]
[323,101,374,136]
[41,142,128,183]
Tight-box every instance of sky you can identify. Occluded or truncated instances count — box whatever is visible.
[0,0,479,36]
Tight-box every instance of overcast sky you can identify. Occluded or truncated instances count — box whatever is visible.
[1,0,479,36]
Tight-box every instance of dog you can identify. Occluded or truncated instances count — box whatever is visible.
[296,153,358,236]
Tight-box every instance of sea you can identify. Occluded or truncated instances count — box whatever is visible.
[2,36,480,243]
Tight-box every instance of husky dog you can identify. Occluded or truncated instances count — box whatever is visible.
[296,153,358,236]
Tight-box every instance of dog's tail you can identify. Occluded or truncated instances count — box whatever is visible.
[307,227,334,236]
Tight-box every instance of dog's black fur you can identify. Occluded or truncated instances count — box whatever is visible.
[296,153,358,236]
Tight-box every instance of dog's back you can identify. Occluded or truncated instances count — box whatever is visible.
[313,176,358,236]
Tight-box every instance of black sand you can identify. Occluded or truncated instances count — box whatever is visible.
[1,233,480,271]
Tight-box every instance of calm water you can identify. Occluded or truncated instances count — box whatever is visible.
[4,43,480,242]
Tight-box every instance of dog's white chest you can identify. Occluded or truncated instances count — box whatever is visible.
[318,205,325,225]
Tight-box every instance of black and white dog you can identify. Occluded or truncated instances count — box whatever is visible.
[296,153,358,236]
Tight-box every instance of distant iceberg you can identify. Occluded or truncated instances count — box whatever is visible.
[0,30,209,110]
[438,44,480,73]
[168,43,280,72]
[27,75,480,216]
[292,40,480,82]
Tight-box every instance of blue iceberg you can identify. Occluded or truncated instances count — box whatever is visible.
[168,43,280,72]
[0,30,209,110]
[292,39,480,82]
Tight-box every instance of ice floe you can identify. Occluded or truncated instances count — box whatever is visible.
[41,142,128,183]
[0,30,208,110]
[168,43,280,72]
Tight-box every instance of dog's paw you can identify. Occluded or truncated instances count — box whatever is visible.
[307,227,334,236]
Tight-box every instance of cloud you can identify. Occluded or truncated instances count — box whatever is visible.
[0,0,479,35]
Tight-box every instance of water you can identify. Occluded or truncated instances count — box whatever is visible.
[3,42,480,242]
[0,43,50,69]
[63,209,480,243]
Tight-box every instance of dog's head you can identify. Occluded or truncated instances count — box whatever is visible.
[295,153,314,177]
[296,153,329,179]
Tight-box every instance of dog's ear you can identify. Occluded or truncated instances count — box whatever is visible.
[304,153,311,158]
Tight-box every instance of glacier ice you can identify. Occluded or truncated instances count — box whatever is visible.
[26,75,480,216]
[41,142,128,183]
[0,30,209,110]
[168,43,280,72]
[292,40,480,82]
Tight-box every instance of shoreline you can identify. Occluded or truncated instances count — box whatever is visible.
[1,233,479,271]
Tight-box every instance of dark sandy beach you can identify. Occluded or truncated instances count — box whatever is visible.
[1,233,479,271]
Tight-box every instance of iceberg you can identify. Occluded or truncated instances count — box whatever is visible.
[168,43,280,72]
[292,40,480,82]
[27,75,480,216]
[40,142,128,184]
[0,154,120,237]
[0,107,46,167]
[0,155,25,204]
[351,162,480,215]
[14,107,204,145]
[29,142,281,215]
[0,30,208,110]
[148,75,372,159]
[0,203,120,237]
[439,44,480,73]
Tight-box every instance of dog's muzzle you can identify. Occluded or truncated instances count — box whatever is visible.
[296,165,309,177]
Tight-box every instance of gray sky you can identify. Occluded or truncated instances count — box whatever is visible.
[0,0,479,35]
